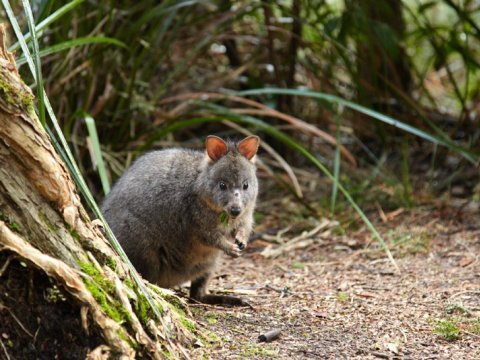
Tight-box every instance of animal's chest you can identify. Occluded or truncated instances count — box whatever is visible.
[156,240,220,287]
[186,224,235,266]
[187,240,220,265]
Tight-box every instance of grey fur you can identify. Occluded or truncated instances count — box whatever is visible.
[101,136,259,305]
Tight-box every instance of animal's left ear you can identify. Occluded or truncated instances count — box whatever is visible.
[237,135,260,161]
[206,135,229,162]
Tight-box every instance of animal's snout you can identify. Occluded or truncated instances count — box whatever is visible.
[229,206,241,217]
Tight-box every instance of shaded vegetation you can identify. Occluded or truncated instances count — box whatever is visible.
[3,0,478,208]
[3,0,478,283]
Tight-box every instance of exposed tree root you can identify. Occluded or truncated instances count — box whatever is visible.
[0,222,134,357]
[0,23,198,359]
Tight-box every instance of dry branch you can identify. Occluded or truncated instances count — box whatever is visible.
[260,219,335,258]
[258,328,281,343]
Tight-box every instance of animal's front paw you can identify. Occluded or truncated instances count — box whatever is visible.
[235,238,246,251]
[224,242,242,258]
[234,229,249,251]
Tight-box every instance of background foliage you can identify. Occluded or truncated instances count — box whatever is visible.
[3,0,479,213]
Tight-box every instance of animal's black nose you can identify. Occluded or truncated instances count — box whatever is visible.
[229,207,241,217]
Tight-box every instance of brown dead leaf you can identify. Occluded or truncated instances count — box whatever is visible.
[355,291,377,298]
[459,256,475,267]
[312,310,329,319]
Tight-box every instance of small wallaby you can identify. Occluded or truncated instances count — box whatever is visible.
[102,135,260,306]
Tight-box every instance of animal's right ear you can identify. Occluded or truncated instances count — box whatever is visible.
[237,135,260,161]
[206,136,228,162]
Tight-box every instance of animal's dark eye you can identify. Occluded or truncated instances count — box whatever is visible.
[219,182,227,191]
[243,181,248,190]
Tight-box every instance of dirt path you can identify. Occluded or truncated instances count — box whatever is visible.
[191,209,480,359]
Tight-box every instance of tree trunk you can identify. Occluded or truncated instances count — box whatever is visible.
[0,24,193,359]
[345,0,412,107]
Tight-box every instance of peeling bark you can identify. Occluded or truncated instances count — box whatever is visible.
[0,24,194,359]
[0,28,112,267]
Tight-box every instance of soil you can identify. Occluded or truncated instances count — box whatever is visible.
[1,197,478,359]
[0,252,103,360]
[191,206,480,359]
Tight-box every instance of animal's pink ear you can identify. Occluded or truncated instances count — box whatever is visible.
[206,136,228,162]
[237,135,260,161]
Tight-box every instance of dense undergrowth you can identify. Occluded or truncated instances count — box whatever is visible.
[2,0,479,255]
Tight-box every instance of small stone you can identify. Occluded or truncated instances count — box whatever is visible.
[338,281,349,291]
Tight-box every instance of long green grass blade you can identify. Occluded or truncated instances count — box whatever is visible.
[239,88,478,164]
[36,0,55,24]
[16,36,127,66]
[8,0,85,52]
[134,0,202,30]
[21,0,46,125]
[330,106,342,213]
[84,113,111,195]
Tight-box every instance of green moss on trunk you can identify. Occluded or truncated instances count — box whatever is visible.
[79,261,131,324]
[0,71,35,116]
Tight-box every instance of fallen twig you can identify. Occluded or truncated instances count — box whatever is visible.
[261,226,292,244]
[371,351,391,359]
[264,284,290,298]
[0,255,12,277]
[261,219,334,258]
[0,303,34,337]
[464,331,480,340]
[0,338,11,360]
[448,290,480,300]
[258,328,281,343]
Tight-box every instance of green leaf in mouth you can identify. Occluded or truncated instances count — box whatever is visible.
[219,211,229,226]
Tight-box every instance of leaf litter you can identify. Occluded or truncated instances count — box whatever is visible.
[191,205,480,359]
